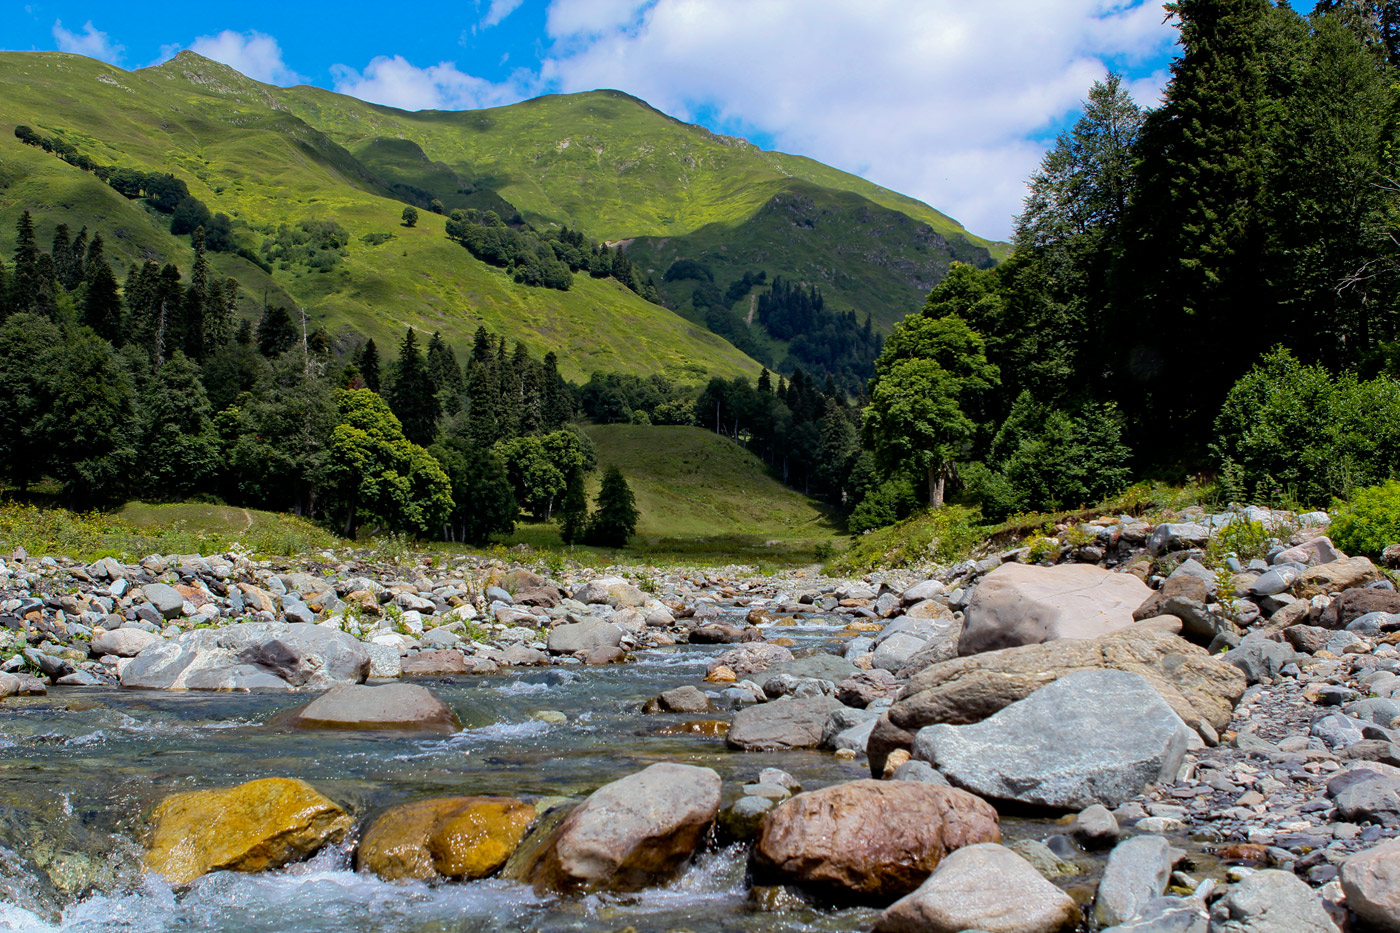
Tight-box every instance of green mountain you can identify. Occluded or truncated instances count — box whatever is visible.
[0,50,1001,381]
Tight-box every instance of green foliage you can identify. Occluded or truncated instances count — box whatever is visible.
[848,474,920,534]
[387,329,440,446]
[559,465,589,545]
[429,438,517,545]
[401,206,418,228]
[1205,518,1275,567]
[1331,480,1400,556]
[1214,348,1400,505]
[585,465,639,547]
[259,220,350,271]
[827,504,984,575]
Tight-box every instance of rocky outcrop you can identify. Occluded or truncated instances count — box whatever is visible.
[121,622,369,691]
[525,762,721,893]
[1340,839,1400,932]
[145,777,352,884]
[869,617,1243,776]
[357,796,535,881]
[958,562,1149,656]
[752,780,999,900]
[913,669,1191,809]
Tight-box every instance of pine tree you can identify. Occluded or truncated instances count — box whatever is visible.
[466,356,500,445]
[757,367,773,394]
[356,338,382,392]
[584,466,638,547]
[540,351,574,430]
[425,331,464,392]
[182,229,210,361]
[81,236,124,345]
[495,335,521,439]
[9,211,41,316]
[514,341,542,434]
[387,328,440,445]
[68,227,88,289]
[256,305,297,358]
[50,224,73,290]
[559,464,589,544]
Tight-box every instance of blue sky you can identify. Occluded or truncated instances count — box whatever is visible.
[7,1,1315,239]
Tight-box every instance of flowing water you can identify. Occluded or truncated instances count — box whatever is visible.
[0,612,1058,932]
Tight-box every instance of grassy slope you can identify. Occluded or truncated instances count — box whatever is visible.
[0,52,758,382]
[583,424,839,541]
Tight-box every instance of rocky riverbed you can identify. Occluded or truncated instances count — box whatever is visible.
[3,503,1400,931]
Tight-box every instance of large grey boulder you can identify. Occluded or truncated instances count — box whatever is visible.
[525,762,720,892]
[874,616,962,672]
[874,843,1080,933]
[90,628,161,658]
[282,683,460,732]
[1104,898,1208,933]
[959,563,1149,656]
[546,620,622,655]
[1207,869,1339,932]
[1334,775,1400,827]
[1222,636,1303,684]
[913,669,1190,809]
[121,622,369,691]
[141,583,185,620]
[1340,838,1400,933]
[726,695,843,751]
[1095,835,1175,927]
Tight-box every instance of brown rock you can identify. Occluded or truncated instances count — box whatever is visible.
[280,683,460,733]
[146,778,351,885]
[1340,838,1400,932]
[1319,588,1400,629]
[689,623,747,644]
[869,618,1244,776]
[882,749,913,779]
[706,642,793,678]
[1133,573,1210,622]
[583,646,624,665]
[705,665,737,684]
[959,563,1150,656]
[837,668,902,708]
[655,719,730,737]
[1296,556,1383,599]
[753,780,1000,901]
[357,796,535,881]
[1284,625,1332,654]
[400,649,468,675]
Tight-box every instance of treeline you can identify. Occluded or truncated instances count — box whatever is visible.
[0,209,642,546]
[844,0,1400,528]
[15,125,238,255]
[445,209,659,301]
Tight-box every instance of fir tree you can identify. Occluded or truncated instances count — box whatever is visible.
[182,228,210,361]
[425,331,463,392]
[81,236,124,345]
[387,328,440,445]
[9,211,41,316]
[50,224,73,290]
[256,305,298,358]
[584,465,639,547]
[558,464,589,544]
[356,338,382,392]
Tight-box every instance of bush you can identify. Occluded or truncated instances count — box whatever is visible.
[848,474,920,534]
[1331,481,1400,557]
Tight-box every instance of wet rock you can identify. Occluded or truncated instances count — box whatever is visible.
[400,649,496,676]
[1207,868,1339,932]
[546,620,622,655]
[1096,835,1175,927]
[145,777,352,885]
[357,796,535,881]
[706,642,793,679]
[727,695,843,751]
[281,683,460,732]
[121,622,369,691]
[753,780,1000,901]
[959,563,1150,656]
[644,685,712,714]
[689,623,747,644]
[525,762,720,893]
[913,669,1190,809]
[872,618,1242,776]
[1071,804,1120,849]
[873,842,1079,932]
[1340,838,1400,933]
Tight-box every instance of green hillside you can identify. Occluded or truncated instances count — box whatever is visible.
[583,424,837,541]
[0,52,759,382]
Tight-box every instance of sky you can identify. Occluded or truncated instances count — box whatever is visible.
[3,1,1312,240]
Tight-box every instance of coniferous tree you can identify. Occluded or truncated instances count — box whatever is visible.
[495,335,520,439]
[514,341,542,435]
[356,338,382,393]
[425,331,464,393]
[584,465,638,547]
[32,254,59,320]
[50,225,73,289]
[387,328,440,446]
[540,351,573,430]
[235,318,254,346]
[183,229,210,361]
[256,305,298,358]
[9,211,41,317]
[67,227,88,290]
[0,258,7,320]
[81,235,123,345]
[465,355,500,445]
[559,464,588,544]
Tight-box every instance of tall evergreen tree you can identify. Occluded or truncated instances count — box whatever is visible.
[50,225,74,290]
[9,211,41,317]
[81,235,123,345]
[425,331,464,392]
[387,328,441,446]
[357,338,382,393]
[584,465,639,547]
[540,351,573,430]
[183,229,210,361]
[465,355,500,445]
[256,304,298,358]
[68,227,88,290]
[558,464,589,545]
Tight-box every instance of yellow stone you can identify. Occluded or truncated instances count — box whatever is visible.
[843,621,882,633]
[770,637,797,647]
[358,796,536,881]
[705,665,737,684]
[146,777,351,885]
[882,749,912,778]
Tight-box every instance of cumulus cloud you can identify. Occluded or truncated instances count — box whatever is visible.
[537,0,1178,239]
[331,55,530,112]
[184,30,304,86]
[52,20,124,64]
[481,0,527,28]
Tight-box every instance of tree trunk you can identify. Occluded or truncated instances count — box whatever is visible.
[927,463,946,508]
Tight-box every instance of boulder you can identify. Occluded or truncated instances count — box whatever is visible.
[357,796,535,881]
[1208,868,1339,932]
[402,649,472,675]
[870,618,1243,776]
[90,628,161,658]
[912,669,1191,809]
[1319,588,1400,629]
[1340,839,1400,933]
[145,777,352,885]
[689,623,747,644]
[1295,556,1383,599]
[1095,835,1175,927]
[874,843,1080,933]
[1275,537,1344,566]
[121,622,369,691]
[726,695,843,751]
[1334,776,1400,827]
[281,683,460,732]
[525,762,720,893]
[706,642,793,678]
[753,780,999,901]
[1147,523,1211,556]
[768,653,857,683]
[837,669,902,708]
[141,583,186,620]
[1222,636,1303,684]
[547,620,622,655]
[959,563,1150,656]
[874,616,962,672]
[644,686,712,714]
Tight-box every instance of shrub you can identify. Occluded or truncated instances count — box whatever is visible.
[1331,480,1400,557]
[848,474,920,534]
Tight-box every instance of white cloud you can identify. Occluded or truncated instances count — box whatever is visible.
[52,20,124,64]
[183,30,304,86]
[482,0,526,28]
[536,0,1178,239]
[330,55,530,111]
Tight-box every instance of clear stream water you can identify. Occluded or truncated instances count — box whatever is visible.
[0,613,1063,933]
